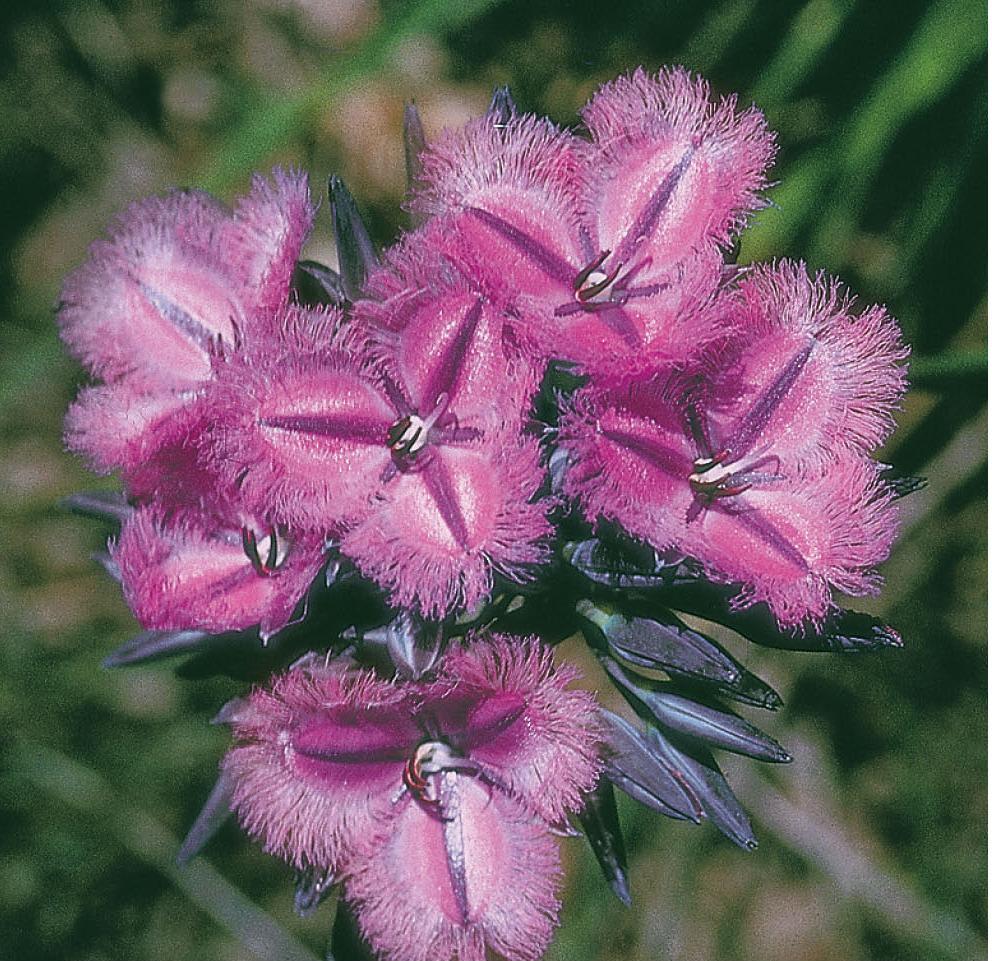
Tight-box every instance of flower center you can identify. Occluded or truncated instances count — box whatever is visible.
[688,450,752,499]
[573,250,624,306]
[403,740,479,804]
[386,392,451,459]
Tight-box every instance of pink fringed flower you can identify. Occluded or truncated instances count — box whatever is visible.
[413,67,775,371]
[59,168,314,481]
[113,506,326,640]
[224,635,601,961]
[560,262,906,626]
[207,264,551,617]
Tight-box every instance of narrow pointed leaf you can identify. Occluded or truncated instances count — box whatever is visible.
[177,768,235,865]
[564,537,677,589]
[601,658,791,763]
[60,490,133,524]
[293,260,348,307]
[351,612,444,679]
[885,472,927,499]
[403,102,427,207]
[576,777,631,906]
[600,710,700,822]
[656,579,902,652]
[294,865,337,918]
[211,697,250,726]
[103,629,214,667]
[715,668,784,711]
[645,725,757,850]
[487,84,517,126]
[91,551,121,582]
[547,447,573,496]
[328,175,378,300]
[577,599,739,684]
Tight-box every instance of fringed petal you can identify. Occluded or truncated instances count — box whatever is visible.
[411,113,586,303]
[224,167,315,325]
[558,370,698,550]
[714,260,909,469]
[579,67,775,272]
[433,635,602,823]
[113,507,325,637]
[685,456,900,627]
[341,440,551,619]
[203,339,394,532]
[224,663,414,870]
[59,189,244,391]
[65,382,201,476]
[347,777,561,961]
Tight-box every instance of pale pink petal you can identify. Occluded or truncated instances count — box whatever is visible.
[59,191,247,392]
[579,66,775,274]
[113,507,325,638]
[225,663,415,870]
[347,776,561,961]
[358,226,543,420]
[433,635,601,823]
[203,341,394,531]
[558,370,698,550]
[411,113,586,303]
[341,440,551,619]
[222,167,315,325]
[58,168,313,393]
[65,382,201,475]
[713,261,909,469]
[684,456,900,626]
[528,247,724,373]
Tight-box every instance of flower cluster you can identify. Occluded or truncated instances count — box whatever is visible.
[59,66,910,961]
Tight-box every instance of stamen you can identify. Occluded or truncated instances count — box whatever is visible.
[241,526,286,576]
[241,527,265,576]
[386,393,452,459]
[573,250,610,292]
[576,261,624,303]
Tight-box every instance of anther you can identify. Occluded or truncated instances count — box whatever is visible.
[241,526,284,576]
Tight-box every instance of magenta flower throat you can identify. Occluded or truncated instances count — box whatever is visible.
[59,69,915,961]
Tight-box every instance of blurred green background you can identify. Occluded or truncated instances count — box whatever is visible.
[0,0,985,959]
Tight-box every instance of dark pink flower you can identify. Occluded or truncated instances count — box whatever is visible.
[207,269,551,617]
[559,262,906,626]
[113,506,326,640]
[224,635,601,961]
[60,168,314,477]
[412,67,774,371]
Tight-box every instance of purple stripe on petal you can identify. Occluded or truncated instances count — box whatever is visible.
[420,298,483,410]
[379,371,414,416]
[295,744,411,764]
[621,281,671,300]
[601,427,687,479]
[463,695,526,748]
[553,300,586,318]
[729,340,814,460]
[260,415,386,444]
[727,502,809,571]
[467,206,575,283]
[421,455,471,550]
[596,305,642,349]
[433,424,484,445]
[138,280,218,353]
[614,147,694,264]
